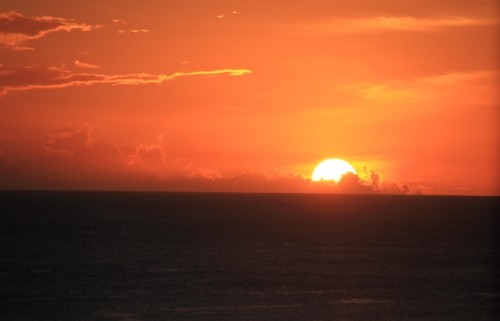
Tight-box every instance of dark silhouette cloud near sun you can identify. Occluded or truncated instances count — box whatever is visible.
[0,124,419,194]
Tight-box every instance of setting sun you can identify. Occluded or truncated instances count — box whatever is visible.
[312,159,357,183]
[0,1,498,195]
[1,2,498,319]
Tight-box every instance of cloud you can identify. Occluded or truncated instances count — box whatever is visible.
[339,70,500,106]
[45,123,93,157]
[370,171,381,189]
[311,172,376,194]
[0,11,99,50]
[136,144,165,169]
[129,29,149,33]
[414,70,500,89]
[109,18,150,35]
[1,124,419,193]
[118,28,150,34]
[74,60,101,69]
[298,15,498,34]
[122,136,168,171]
[39,124,224,183]
[410,71,500,106]
[216,11,241,19]
[0,65,252,96]
[0,122,430,194]
[360,167,422,195]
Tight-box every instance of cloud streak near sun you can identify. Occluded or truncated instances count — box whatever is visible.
[0,66,252,96]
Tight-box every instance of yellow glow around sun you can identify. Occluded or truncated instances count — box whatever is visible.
[312,158,356,182]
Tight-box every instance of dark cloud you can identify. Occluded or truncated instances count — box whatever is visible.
[310,172,377,194]
[136,144,165,169]
[45,124,92,156]
[0,11,98,50]
[0,66,65,87]
[370,170,380,189]
[380,182,422,195]
[0,125,422,194]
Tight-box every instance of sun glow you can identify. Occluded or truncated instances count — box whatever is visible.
[312,158,357,183]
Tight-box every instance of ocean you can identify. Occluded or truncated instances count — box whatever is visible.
[1,191,498,320]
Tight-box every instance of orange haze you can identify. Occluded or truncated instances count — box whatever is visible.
[0,1,499,195]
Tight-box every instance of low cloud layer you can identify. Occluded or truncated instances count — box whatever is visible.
[0,124,420,194]
[0,11,99,50]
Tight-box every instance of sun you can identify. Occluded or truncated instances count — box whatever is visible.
[312,158,356,183]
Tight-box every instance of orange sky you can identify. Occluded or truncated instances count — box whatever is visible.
[0,0,499,195]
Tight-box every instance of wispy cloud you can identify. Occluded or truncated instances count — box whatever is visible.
[74,60,101,69]
[129,29,149,33]
[111,19,126,24]
[299,16,498,34]
[0,65,252,96]
[339,70,500,105]
[216,11,241,19]
[109,18,150,34]
[117,28,150,35]
[0,11,99,50]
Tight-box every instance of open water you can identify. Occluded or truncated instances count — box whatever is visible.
[1,191,498,320]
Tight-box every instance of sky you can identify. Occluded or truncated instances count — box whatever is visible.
[0,0,498,195]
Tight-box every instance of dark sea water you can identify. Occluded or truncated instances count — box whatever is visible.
[0,191,498,321]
